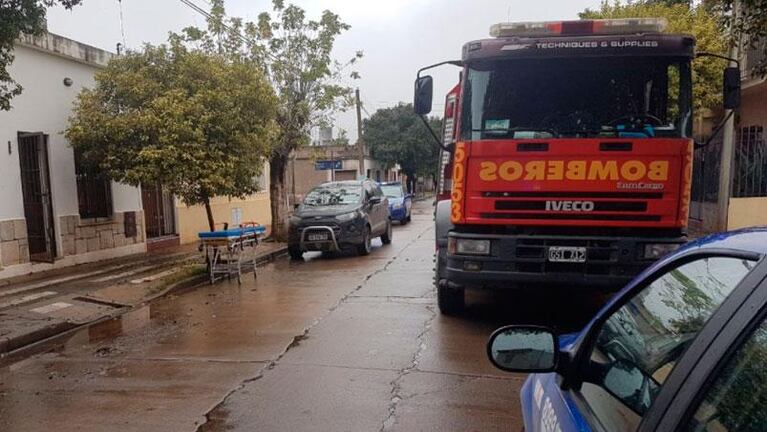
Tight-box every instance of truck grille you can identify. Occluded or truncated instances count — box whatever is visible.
[480,190,663,222]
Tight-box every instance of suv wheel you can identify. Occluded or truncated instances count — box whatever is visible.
[381,220,392,245]
[357,226,372,255]
[288,246,303,261]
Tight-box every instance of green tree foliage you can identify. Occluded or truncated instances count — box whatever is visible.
[66,42,278,231]
[176,0,360,240]
[364,104,441,193]
[581,1,727,113]
[708,0,767,77]
[0,0,84,110]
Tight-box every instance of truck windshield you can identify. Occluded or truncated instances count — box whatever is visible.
[460,57,692,140]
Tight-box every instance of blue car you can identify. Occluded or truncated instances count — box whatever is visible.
[487,227,767,432]
[380,182,412,224]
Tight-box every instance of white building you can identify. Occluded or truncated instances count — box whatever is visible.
[0,33,146,279]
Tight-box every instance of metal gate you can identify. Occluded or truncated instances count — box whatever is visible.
[18,133,56,262]
[141,182,176,238]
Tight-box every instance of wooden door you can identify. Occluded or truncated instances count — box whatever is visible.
[18,133,56,262]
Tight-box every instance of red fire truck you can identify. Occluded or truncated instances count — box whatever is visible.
[414,18,740,314]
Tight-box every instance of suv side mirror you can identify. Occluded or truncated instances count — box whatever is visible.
[414,75,434,115]
[369,196,382,205]
[723,66,741,109]
[487,325,559,373]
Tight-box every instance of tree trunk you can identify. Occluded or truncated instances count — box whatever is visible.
[269,153,290,241]
[405,171,417,195]
[203,196,215,232]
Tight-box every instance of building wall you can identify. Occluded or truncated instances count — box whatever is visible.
[725,75,767,230]
[0,35,145,278]
[728,197,767,229]
[176,192,272,244]
[738,83,767,126]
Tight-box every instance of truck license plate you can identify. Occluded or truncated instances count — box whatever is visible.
[307,233,328,241]
[548,247,587,263]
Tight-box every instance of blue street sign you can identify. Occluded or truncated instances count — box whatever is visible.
[315,160,343,171]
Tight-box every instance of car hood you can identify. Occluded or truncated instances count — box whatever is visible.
[295,203,361,218]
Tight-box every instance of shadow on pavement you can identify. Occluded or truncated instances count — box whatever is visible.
[461,286,615,334]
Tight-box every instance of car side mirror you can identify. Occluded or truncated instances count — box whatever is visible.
[414,75,434,115]
[487,325,558,373]
[596,358,660,415]
[294,203,300,210]
[723,66,741,109]
[369,196,382,205]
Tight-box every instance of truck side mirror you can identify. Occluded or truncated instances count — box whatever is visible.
[723,66,741,109]
[414,75,434,115]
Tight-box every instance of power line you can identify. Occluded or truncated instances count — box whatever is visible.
[178,0,277,61]
[117,0,127,48]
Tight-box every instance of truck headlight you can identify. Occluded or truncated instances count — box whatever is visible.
[335,211,357,222]
[643,243,680,259]
[448,238,491,256]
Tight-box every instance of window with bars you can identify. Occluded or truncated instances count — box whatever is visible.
[733,125,767,198]
[74,150,113,219]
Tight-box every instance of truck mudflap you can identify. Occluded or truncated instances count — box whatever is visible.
[445,231,686,289]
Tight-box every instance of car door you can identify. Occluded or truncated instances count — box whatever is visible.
[362,182,381,233]
[551,251,764,432]
[372,183,388,234]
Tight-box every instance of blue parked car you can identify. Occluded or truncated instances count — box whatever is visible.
[487,227,767,432]
[380,182,412,224]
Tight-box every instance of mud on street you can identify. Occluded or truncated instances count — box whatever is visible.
[0,201,602,431]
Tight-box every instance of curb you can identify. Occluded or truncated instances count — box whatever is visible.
[0,245,288,362]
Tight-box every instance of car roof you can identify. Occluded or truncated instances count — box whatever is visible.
[679,226,767,256]
[317,180,364,187]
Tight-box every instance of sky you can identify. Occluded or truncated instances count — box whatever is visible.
[46,0,604,142]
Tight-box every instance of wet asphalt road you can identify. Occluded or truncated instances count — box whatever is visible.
[0,201,605,431]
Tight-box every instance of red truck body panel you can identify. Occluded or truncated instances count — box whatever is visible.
[449,138,693,229]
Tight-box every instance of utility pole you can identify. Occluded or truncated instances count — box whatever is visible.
[717,0,741,231]
[356,88,365,179]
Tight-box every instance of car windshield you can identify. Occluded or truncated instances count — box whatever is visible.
[304,184,362,206]
[381,184,404,198]
[460,57,692,140]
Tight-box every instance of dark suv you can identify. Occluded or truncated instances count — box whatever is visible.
[288,180,392,259]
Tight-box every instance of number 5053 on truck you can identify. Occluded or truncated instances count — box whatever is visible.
[414,18,741,314]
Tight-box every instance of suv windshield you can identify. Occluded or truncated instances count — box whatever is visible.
[460,57,692,140]
[381,184,404,198]
[304,183,362,206]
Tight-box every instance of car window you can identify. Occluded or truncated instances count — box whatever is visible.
[682,314,767,432]
[381,184,403,198]
[304,184,362,205]
[363,182,374,201]
[581,257,757,432]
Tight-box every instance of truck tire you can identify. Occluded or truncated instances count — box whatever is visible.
[437,283,465,315]
[288,246,303,261]
[357,226,372,255]
[381,220,393,245]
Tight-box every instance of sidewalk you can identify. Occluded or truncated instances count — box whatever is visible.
[0,240,286,358]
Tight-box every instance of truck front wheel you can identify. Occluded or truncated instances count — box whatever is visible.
[437,282,465,315]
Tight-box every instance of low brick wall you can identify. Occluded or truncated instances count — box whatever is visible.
[59,211,144,257]
[0,219,29,267]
